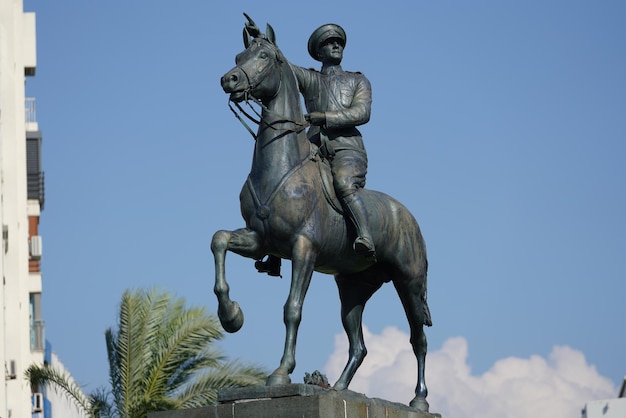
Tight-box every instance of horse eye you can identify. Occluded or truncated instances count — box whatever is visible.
[259,52,268,59]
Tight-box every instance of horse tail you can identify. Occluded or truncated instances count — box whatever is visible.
[422,270,432,327]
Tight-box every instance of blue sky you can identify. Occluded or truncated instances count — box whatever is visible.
[24,1,625,416]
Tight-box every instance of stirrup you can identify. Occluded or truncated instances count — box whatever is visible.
[254,257,282,277]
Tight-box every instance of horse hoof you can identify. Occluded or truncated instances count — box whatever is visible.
[409,397,429,412]
[218,301,244,333]
[266,373,291,386]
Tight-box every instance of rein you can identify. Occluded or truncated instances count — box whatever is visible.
[228,99,261,138]
[228,95,309,140]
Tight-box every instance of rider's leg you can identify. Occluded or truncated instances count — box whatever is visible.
[255,255,282,277]
[331,150,376,258]
[342,192,376,257]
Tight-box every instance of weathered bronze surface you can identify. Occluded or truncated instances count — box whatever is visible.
[212,14,432,412]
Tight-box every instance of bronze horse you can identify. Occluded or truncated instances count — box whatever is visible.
[213,18,432,411]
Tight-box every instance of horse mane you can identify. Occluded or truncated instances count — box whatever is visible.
[267,40,305,124]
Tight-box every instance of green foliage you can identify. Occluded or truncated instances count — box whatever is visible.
[25,363,94,415]
[26,288,267,418]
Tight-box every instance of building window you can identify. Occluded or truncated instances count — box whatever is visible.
[29,293,45,351]
[26,131,45,209]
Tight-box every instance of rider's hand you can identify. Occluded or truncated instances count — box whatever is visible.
[305,112,326,126]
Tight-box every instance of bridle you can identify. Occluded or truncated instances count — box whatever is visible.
[227,41,309,140]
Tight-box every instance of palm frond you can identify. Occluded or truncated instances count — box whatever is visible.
[114,288,171,416]
[105,327,122,412]
[164,350,225,393]
[89,387,115,418]
[174,360,267,408]
[24,363,93,415]
[144,309,225,399]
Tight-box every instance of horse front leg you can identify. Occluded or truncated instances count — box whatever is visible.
[333,274,382,391]
[211,228,263,333]
[267,235,317,386]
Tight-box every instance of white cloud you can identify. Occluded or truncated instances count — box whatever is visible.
[324,326,617,418]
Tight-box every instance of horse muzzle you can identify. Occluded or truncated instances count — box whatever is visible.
[221,67,249,102]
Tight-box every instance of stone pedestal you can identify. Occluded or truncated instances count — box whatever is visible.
[148,384,441,418]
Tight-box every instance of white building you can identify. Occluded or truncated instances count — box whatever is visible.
[1,1,85,417]
[582,377,626,418]
[42,348,89,418]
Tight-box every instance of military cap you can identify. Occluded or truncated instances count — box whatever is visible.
[307,23,347,61]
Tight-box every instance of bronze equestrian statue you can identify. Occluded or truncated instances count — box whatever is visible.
[213,15,432,412]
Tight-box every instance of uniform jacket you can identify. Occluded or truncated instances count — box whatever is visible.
[290,63,372,152]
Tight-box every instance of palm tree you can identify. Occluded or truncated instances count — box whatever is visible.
[26,288,267,418]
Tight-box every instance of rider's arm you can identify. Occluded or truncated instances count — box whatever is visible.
[289,63,314,94]
[324,74,372,129]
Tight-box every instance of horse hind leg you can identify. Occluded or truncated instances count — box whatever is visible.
[392,272,431,412]
[409,325,429,412]
[333,273,383,391]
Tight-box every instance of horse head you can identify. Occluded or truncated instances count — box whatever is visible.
[221,16,285,105]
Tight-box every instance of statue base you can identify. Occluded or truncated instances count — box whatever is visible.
[148,384,441,418]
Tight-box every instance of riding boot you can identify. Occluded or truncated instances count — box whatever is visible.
[255,255,282,277]
[342,192,376,258]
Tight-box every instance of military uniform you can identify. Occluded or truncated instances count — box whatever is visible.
[291,63,372,198]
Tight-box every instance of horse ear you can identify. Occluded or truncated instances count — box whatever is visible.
[243,27,251,48]
[266,23,276,44]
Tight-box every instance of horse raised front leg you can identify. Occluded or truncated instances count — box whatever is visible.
[211,228,263,333]
[267,235,317,386]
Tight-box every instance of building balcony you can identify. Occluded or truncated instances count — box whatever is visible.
[26,108,45,208]
[27,171,45,208]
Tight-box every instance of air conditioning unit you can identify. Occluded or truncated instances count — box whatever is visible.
[32,392,43,413]
[30,235,42,259]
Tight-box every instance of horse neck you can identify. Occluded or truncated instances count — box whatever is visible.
[251,65,308,179]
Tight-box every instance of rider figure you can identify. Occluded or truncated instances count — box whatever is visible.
[254,23,375,277]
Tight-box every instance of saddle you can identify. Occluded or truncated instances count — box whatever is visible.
[313,143,344,216]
